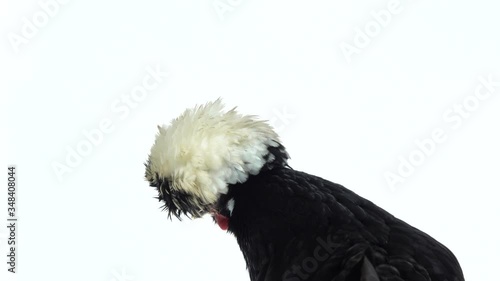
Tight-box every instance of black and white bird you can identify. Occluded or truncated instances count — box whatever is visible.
[144,99,464,281]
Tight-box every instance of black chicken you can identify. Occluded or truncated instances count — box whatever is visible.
[144,99,464,281]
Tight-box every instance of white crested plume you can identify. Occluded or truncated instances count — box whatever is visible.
[145,99,281,206]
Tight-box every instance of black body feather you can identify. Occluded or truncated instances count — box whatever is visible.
[221,167,465,281]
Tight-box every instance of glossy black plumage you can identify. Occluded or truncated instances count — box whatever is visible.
[144,102,465,281]
[220,167,465,281]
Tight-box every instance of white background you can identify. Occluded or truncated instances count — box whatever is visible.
[1,0,499,281]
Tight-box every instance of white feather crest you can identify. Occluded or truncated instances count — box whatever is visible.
[146,99,281,205]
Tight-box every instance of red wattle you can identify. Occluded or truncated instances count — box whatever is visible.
[215,213,229,231]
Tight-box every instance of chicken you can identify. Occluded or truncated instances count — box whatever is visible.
[144,99,465,281]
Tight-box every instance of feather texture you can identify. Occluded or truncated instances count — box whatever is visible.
[223,167,464,281]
